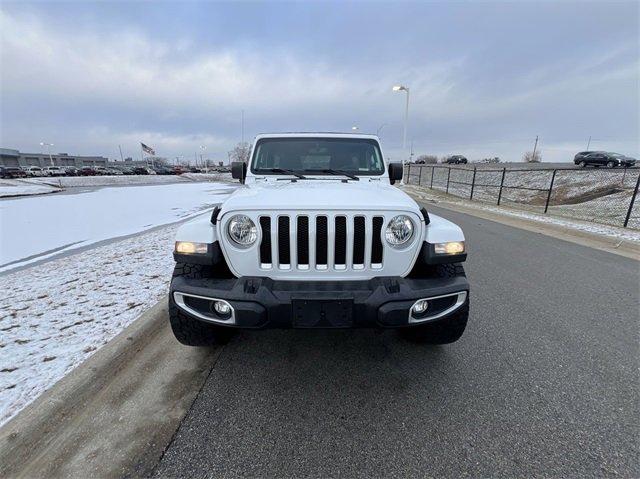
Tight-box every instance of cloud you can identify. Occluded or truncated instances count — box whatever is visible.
[0,5,637,163]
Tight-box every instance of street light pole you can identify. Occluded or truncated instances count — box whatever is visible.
[40,142,54,166]
[392,85,410,185]
[199,145,207,170]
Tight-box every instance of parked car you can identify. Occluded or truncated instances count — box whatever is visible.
[105,167,123,175]
[23,166,45,177]
[173,166,185,175]
[445,155,468,165]
[574,151,636,168]
[43,166,66,177]
[0,166,27,178]
[133,166,156,175]
[80,166,98,176]
[169,133,469,346]
[119,167,136,175]
[153,166,175,175]
[64,166,79,176]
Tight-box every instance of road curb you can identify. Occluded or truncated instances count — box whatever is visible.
[0,298,219,478]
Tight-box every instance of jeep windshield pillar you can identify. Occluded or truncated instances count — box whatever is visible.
[169,133,470,346]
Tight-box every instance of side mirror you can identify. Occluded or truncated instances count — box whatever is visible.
[388,162,403,185]
[231,162,247,183]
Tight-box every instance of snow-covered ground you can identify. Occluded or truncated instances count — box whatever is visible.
[402,185,640,243]
[0,222,180,426]
[0,182,236,272]
[0,179,238,426]
[405,166,640,229]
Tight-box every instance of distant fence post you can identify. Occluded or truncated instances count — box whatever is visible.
[469,167,477,200]
[623,172,640,228]
[497,168,506,205]
[418,165,423,186]
[407,163,411,184]
[446,167,451,194]
[430,166,435,189]
[544,169,557,214]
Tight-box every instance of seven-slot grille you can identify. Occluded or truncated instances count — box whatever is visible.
[258,214,385,271]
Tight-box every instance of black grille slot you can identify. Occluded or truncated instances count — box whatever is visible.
[316,216,328,265]
[353,216,365,265]
[278,216,290,265]
[297,216,309,265]
[334,216,346,265]
[259,217,272,264]
[372,216,384,264]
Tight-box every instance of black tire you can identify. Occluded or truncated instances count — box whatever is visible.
[169,263,235,347]
[579,161,586,167]
[606,161,616,168]
[399,263,469,344]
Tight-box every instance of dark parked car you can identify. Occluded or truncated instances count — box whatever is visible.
[153,166,175,175]
[0,166,28,178]
[574,151,636,168]
[445,155,468,165]
[80,166,98,176]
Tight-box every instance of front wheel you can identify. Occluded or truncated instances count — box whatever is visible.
[579,161,586,167]
[399,263,469,344]
[606,161,616,168]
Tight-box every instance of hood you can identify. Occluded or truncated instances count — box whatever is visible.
[220,180,420,214]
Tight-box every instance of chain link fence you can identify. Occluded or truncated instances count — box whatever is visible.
[405,164,640,229]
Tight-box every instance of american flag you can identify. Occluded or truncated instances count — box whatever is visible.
[141,142,155,155]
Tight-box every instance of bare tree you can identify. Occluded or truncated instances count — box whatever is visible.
[416,154,438,164]
[523,150,541,163]
[229,142,251,164]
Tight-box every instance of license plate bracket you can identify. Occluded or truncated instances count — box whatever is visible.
[291,299,354,328]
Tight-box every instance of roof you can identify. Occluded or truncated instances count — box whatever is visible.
[254,132,380,140]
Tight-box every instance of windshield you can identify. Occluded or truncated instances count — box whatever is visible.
[251,138,385,176]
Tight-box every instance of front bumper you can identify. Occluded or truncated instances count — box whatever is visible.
[170,275,469,329]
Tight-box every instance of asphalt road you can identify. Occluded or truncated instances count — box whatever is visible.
[152,204,639,478]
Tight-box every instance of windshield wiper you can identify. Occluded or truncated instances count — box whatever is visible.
[261,168,307,179]
[302,169,360,181]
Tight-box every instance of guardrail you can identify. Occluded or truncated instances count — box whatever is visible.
[405,164,640,229]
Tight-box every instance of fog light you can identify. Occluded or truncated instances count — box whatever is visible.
[213,301,232,317]
[412,300,429,315]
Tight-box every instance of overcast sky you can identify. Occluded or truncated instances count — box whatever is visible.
[1,1,638,163]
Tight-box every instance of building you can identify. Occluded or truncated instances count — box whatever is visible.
[0,148,110,168]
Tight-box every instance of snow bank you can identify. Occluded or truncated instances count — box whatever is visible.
[0,179,62,198]
[27,172,232,189]
[0,223,180,426]
[0,182,236,272]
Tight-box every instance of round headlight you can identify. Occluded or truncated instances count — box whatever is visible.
[385,215,414,246]
[227,215,257,246]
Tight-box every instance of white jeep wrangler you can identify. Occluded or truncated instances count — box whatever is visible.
[170,133,469,345]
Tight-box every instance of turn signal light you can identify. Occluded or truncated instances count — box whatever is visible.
[175,241,208,254]
[434,241,465,255]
